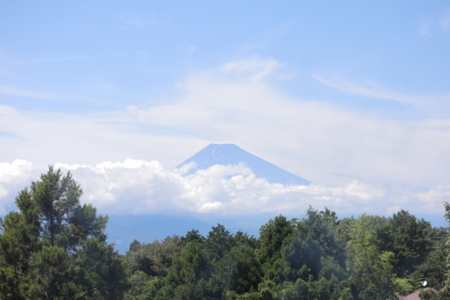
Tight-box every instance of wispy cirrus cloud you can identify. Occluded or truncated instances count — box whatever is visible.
[314,74,422,105]
[0,85,114,105]
[314,74,450,113]
[221,57,283,81]
[419,8,450,36]
[0,85,59,100]
[419,19,431,36]
[239,21,296,57]
[440,9,450,30]
[120,10,145,27]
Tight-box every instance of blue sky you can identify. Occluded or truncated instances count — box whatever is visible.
[1,1,450,219]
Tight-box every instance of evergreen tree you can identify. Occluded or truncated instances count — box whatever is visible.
[0,167,126,299]
[206,224,235,262]
[377,210,432,277]
[214,245,262,295]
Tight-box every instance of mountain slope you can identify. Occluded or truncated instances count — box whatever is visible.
[106,215,214,254]
[177,143,310,186]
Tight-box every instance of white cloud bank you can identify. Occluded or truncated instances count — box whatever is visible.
[0,159,446,217]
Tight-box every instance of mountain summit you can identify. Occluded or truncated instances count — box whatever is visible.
[177,143,310,186]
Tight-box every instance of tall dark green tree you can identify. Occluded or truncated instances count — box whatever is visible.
[206,224,235,262]
[214,245,262,296]
[259,215,296,267]
[0,167,126,299]
[154,240,213,299]
[376,209,432,277]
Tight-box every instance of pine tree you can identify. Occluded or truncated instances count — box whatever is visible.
[0,167,127,299]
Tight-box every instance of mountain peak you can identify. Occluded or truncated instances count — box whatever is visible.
[177,143,310,186]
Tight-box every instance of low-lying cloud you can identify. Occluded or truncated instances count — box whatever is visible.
[0,159,445,217]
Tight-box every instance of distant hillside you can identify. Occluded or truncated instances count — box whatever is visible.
[106,215,214,254]
[177,143,310,186]
[106,214,269,254]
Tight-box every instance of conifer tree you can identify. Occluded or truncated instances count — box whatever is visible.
[0,167,126,299]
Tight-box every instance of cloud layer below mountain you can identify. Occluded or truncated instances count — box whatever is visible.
[0,159,446,217]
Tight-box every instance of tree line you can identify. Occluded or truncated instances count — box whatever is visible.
[0,168,448,299]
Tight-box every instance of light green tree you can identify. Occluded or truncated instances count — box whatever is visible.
[347,214,397,300]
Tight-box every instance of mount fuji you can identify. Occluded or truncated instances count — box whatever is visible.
[107,144,310,253]
[177,143,310,186]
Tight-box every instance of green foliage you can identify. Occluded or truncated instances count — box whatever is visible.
[279,280,310,300]
[128,207,447,299]
[0,167,126,299]
[395,277,415,295]
[347,214,397,299]
[180,229,205,246]
[126,236,182,278]
[319,255,346,281]
[259,215,296,265]
[215,245,262,295]
[225,290,264,300]
[301,207,344,259]
[309,277,335,300]
[207,224,235,262]
[172,240,211,284]
[377,210,433,277]
[408,270,425,290]
[417,227,448,290]
[419,289,440,300]
[281,236,322,282]
[234,230,259,249]
[123,270,152,300]
[131,205,448,299]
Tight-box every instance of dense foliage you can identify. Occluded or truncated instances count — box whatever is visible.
[122,208,447,300]
[0,168,448,299]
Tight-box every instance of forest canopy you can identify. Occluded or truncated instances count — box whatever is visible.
[0,168,448,299]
